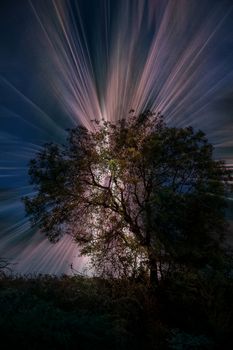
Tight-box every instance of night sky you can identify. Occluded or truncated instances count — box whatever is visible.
[0,0,233,274]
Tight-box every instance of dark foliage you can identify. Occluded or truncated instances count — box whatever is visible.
[1,272,233,349]
[23,111,232,283]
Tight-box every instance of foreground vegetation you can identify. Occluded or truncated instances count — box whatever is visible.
[0,268,233,349]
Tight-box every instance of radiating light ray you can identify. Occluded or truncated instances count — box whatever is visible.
[0,106,49,136]
[0,76,66,139]
[8,234,87,276]
[29,0,102,130]
[1,0,233,275]
[29,1,233,138]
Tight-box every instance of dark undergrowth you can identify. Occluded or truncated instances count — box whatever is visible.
[0,271,233,350]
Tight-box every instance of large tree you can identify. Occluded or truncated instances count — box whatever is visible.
[23,111,231,283]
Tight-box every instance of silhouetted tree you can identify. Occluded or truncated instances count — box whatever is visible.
[0,258,11,277]
[23,111,231,285]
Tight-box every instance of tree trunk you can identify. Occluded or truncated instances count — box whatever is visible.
[148,250,159,288]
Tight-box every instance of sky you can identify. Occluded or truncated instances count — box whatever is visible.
[0,0,233,275]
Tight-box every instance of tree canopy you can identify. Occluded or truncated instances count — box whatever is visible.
[23,111,232,283]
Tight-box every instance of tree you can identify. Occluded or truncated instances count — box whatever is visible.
[23,111,231,284]
[0,258,11,277]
